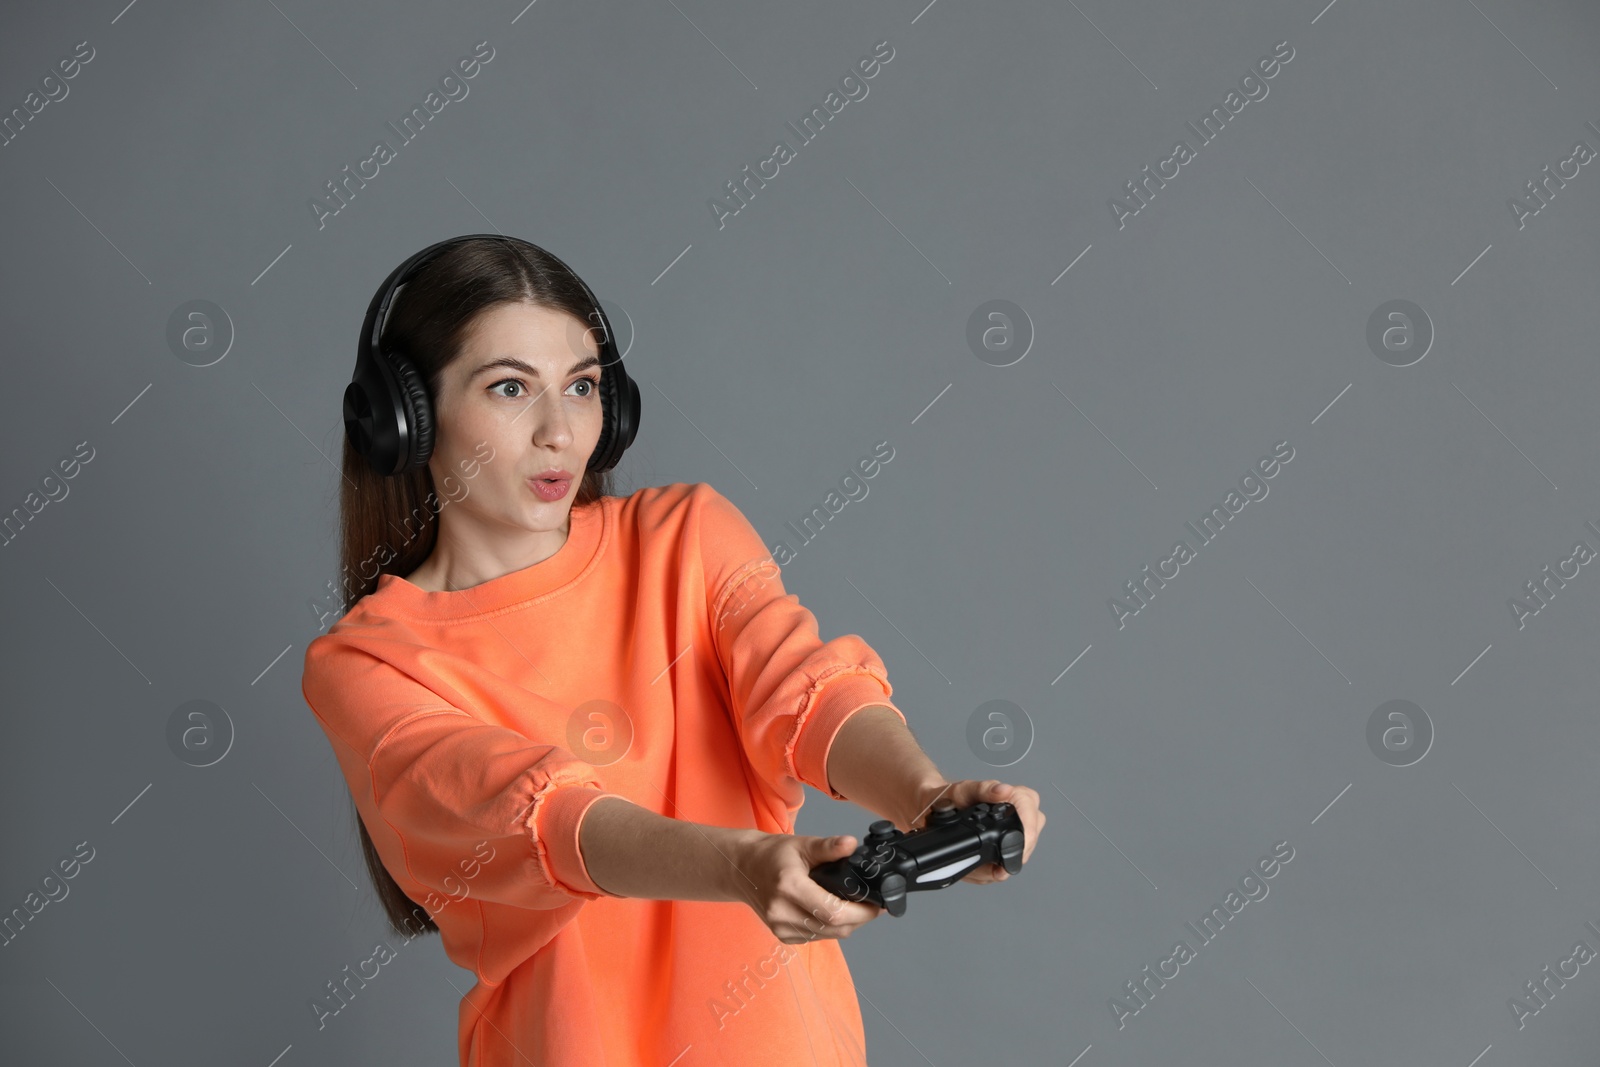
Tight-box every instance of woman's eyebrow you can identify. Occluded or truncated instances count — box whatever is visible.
[471,355,602,379]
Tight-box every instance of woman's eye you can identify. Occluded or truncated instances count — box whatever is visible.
[491,376,598,400]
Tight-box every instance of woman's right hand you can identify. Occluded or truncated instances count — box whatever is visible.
[730,832,884,944]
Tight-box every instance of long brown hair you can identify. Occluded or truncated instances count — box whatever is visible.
[333,237,617,936]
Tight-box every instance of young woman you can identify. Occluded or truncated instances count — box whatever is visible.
[300,235,1046,1067]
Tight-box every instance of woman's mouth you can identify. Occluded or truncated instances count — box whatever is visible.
[528,476,572,502]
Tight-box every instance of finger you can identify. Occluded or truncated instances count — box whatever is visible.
[967,779,1011,802]
[961,863,1000,884]
[811,834,858,864]
[827,907,884,936]
[785,913,877,943]
[1025,819,1044,864]
[967,780,1016,814]
[987,860,1016,881]
[792,900,878,941]
[800,881,882,929]
[1000,788,1043,862]
[1024,805,1046,864]
[819,896,882,927]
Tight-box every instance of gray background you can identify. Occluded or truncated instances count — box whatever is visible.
[3,0,1598,1064]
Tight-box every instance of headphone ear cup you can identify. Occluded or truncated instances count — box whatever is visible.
[344,353,403,476]
[590,360,640,473]
[387,352,435,471]
[616,371,640,455]
[342,377,380,465]
[588,368,618,474]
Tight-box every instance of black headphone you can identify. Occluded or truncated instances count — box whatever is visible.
[343,233,641,478]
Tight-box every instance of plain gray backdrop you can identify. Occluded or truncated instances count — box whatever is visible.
[3,0,1600,1064]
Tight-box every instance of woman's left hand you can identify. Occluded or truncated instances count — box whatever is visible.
[901,778,1046,884]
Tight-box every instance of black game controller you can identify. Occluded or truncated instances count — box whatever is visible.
[809,798,1026,917]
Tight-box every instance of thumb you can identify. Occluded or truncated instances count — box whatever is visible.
[816,834,856,859]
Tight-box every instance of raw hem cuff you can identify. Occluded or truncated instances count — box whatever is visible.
[787,669,902,799]
[526,782,620,900]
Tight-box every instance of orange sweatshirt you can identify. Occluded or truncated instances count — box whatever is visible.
[301,481,906,1067]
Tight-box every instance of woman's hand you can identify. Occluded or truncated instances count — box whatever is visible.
[730,831,885,944]
[903,778,1046,884]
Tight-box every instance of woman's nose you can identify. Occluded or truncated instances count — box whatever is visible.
[528,391,573,446]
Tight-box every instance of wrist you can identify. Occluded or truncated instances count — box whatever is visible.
[898,775,952,831]
[826,705,949,830]
[715,827,767,904]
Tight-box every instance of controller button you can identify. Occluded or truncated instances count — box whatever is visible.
[999,829,1025,874]
[867,819,898,842]
[881,874,907,917]
[929,800,960,825]
[972,803,991,815]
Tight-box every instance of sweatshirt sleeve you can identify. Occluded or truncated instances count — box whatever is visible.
[697,485,906,801]
[301,635,624,914]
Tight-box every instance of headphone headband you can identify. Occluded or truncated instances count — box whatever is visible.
[343,233,641,478]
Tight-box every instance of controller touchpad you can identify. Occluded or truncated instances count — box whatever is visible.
[916,854,981,883]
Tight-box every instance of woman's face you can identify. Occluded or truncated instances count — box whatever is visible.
[426,300,605,535]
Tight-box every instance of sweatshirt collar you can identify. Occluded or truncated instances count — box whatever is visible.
[371,496,608,620]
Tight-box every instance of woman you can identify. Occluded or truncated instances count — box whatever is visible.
[300,235,1047,1066]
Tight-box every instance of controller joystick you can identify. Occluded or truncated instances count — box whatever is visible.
[809,799,1027,917]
